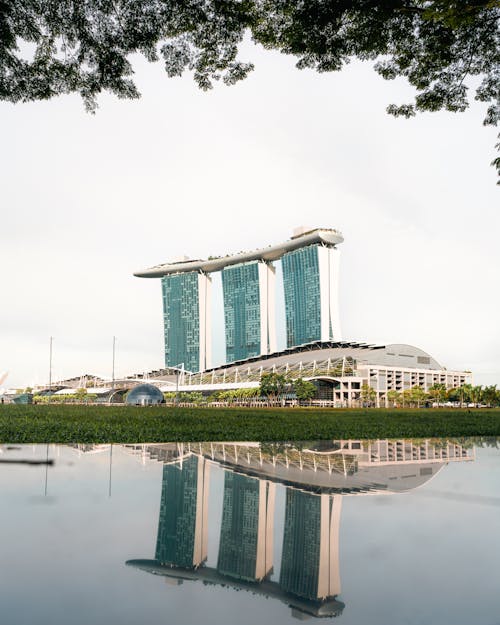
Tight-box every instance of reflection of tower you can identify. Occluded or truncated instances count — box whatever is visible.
[155,455,210,568]
[217,472,275,581]
[280,489,342,601]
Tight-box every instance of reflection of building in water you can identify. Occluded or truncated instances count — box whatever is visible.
[155,455,209,568]
[218,473,275,581]
[127,558,344,618]
[197,440,474,495]
[126,439,474,619]
[280,490,341,601]
[127,450,344,617]
[339,438,471,464]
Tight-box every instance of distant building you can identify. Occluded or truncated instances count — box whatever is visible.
[161,272,211,373]
[135,227,343,371]
[48,341,471,406]
[135,227,470,391]
[11,392,33,404]
[221,262,276,363]
[282,243,340,347]
[166,341,471,407]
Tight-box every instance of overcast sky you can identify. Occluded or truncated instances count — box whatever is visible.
[1,41,498,389]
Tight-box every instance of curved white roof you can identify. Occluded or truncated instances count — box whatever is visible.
[205,341,444,373]
[134,228,343,277]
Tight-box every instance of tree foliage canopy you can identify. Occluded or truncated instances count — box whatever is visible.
[259,372,288,399]
[293,377,317,402]
[1,1,498,175]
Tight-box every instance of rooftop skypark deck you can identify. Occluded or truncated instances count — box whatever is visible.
[133,228,343,277]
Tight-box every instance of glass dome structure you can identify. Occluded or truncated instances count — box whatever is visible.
[125,384,164,406]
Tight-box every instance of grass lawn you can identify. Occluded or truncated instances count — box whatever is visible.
[1,404,500,443]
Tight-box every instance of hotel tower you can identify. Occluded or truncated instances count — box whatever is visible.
[134,227,343,372]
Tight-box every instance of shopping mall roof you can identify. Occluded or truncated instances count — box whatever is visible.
[203,341,443,374]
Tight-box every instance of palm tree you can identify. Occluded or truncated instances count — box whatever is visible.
[458,383,473,407]
[482,385,499,407]
[428,383,447,406]
[470,385,484,407]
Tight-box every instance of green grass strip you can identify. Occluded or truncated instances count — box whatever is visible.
[1,405,500,443]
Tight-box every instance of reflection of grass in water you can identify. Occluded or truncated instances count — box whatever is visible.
[1,405,500,443]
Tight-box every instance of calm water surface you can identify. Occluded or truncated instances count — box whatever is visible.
[1,439,499,625]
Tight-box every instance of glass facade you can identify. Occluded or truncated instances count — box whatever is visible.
[222,263,261,362]
[140,230,342,366]
[155,455,201,568]
[125,384,164,406]
[280,488,323,600]
[282,245,322,347]
[162,272,200,372]
[217,472,263,581]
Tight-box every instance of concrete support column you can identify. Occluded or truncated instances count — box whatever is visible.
[198,272,212,371]
[318,495,342,598]
[317,245,342,342]
[258,261,277,355]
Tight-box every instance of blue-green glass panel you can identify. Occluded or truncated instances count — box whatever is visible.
[155,455,200,568]
[217,472,261,581]
[161,273,199,372]
[280,488,322,600]
[222,263,261,363]
[282,245,321,347]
